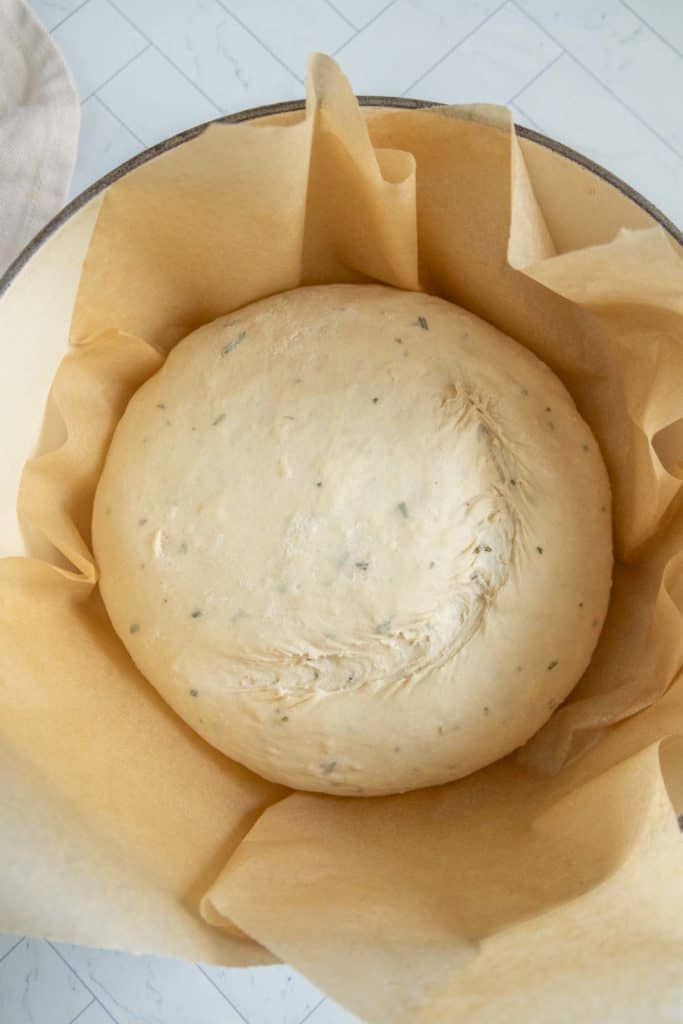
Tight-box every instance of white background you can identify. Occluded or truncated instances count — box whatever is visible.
[2,1,683,1022]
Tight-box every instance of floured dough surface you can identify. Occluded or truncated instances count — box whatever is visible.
[93,285,612,795]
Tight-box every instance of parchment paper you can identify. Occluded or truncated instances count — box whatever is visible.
[1,54,681,1021]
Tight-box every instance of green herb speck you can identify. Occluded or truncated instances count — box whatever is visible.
[377,620,392,635]
[372,396,379,404]
[191,609,203,619]
[221,330,247,357]
[545,406,551,413]
[355,560,369,571]
[190,688,199,697]
[212,413,226,426]
[397,501,409,518]
[415,316,429,330]
[129,623,140,634]
[321,760,337,774]
[394,336,403,344]
[536,546,543,555]
[582,443,589,451]
[138,518,148,526]
[547,659,558,670]
[509,478,517,487]
[316,480,322,487]
[429,560,436,568]
[521,388,529,396]
[156,402,166,410]
[483,705,490,716]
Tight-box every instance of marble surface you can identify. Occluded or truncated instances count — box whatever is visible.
[3,1,683,1021]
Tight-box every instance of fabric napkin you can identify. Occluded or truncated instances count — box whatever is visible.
[0,0,79,274]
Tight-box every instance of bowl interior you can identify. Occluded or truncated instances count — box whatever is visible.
[0,99,678,558]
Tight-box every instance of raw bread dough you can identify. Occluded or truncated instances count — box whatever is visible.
[92,285,612,795]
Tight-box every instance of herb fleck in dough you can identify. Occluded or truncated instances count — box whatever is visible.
[92,285,612,796]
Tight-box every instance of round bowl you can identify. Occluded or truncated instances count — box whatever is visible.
[0,96,680,559]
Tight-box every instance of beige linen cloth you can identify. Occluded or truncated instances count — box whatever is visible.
[0,0,79,274]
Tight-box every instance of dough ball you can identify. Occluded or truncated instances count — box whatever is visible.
[93,285,612,795]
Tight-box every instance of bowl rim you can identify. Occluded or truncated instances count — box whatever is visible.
[1,94,681,300]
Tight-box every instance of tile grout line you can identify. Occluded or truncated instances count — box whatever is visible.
[214,0,305,85]
[619,0,683,62]
[400,0,509,96]
[46,942,120,1024]
[83,40,151,103]
[507,49,565,104]
[67,996,96,1024]
[322,0,359,32]
[0,936,24,966]
[332,0,397,57]
[510,0,683,161]
[47,0,90,33]
[105,0,223,114]
[194,962,250,1023]
[297,994,328,1023]
[509,100,544,133]
[94,93,146,146]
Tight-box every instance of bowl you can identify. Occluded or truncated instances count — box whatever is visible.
[1,96,680,562]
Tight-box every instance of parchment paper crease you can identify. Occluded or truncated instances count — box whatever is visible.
[1,54,681,1022]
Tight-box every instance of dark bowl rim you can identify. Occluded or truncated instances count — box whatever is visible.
[1,94,681,301]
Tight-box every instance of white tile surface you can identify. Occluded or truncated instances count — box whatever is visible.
[623,0,683,55]
[334,0,504,94]
[305,996,364,1023]
[99,47,219,146]
[517,0,683,154]
[54,944,246,1024]
[220,0,355,75]
[325,0,391,31]
[52,0,146,99]
[0,933,22,960]
[30,0,87,31]
[69,95,142,199]
[70,1001,115,1024]
[0,939,92,1024]
[509,102,543,132]
[111,0,302,109]
[202,962,325,1024]
[407,1,561,103]
[6,1,683,1021]
[515,52,683,227]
